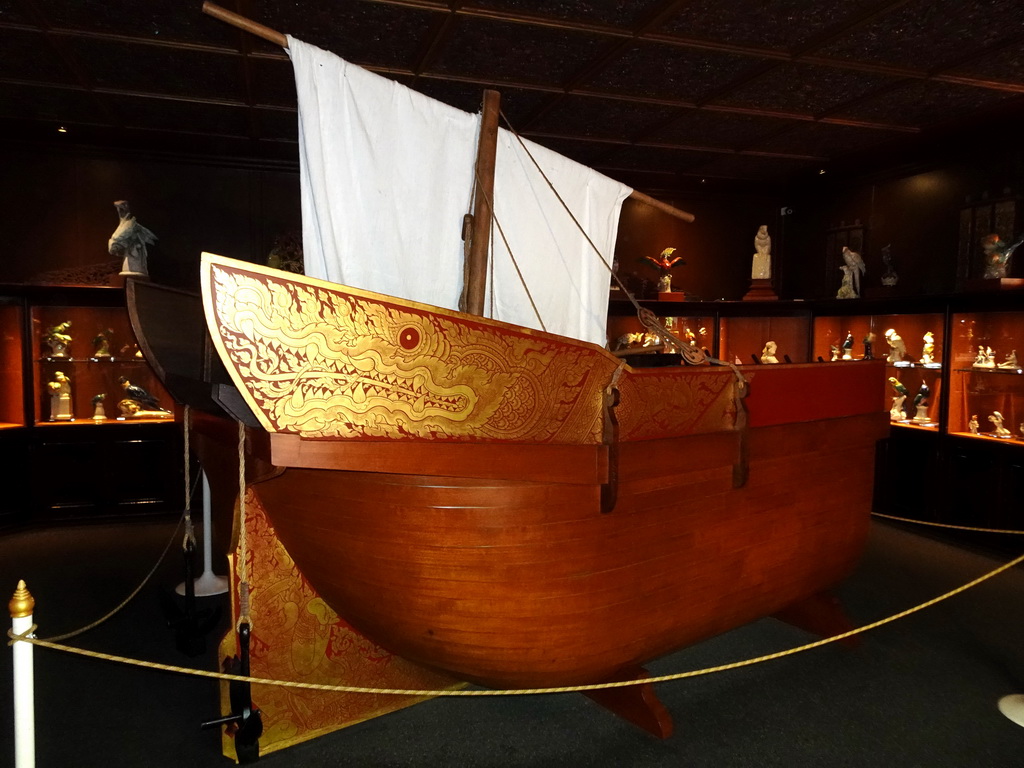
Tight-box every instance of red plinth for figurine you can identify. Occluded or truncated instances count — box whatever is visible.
[743,279,778,301]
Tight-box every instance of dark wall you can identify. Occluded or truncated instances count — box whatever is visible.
[3,142,787,303]
[0,146,300,290]
[613,189,784,302]
[5,139,1022,305]
[785,148,1024,301]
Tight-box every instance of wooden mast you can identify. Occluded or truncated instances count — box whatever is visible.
[461,90,501,315]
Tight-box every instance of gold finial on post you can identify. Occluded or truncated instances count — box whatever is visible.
[9,580,35,619]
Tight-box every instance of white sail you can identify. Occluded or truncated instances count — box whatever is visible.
[288,35,631,345]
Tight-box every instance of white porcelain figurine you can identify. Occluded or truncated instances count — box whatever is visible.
[972,346,995,368]
[751,225,771,280]
[888,377,908,422]
[47,371,73,421]
[989,411,1011,437]
[884,329,906,364]
[920,331,936,365]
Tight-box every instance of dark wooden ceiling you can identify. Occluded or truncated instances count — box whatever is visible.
[3,0,1024,194]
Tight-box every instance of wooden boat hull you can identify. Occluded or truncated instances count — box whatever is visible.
[253,411,886,688]
[128,258,890,691]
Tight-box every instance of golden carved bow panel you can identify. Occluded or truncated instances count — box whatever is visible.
[220,489,459,759]
[202,255,619,443]
[616,367,738,441]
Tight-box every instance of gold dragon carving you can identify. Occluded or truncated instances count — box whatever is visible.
[207,262,620,443]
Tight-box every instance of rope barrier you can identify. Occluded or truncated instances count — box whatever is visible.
[36,511,187,643]
[10,546,1024,697]
[872,511,1024,535]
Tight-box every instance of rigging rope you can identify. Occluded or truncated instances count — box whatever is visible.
[236,420,252,630]
[497,110,708,364]
[182,405,196,550]
[470,166,547,331]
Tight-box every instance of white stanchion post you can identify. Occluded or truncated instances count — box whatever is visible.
[9,580,35,768]
[998,694,1024,726]
[176,470,228,597]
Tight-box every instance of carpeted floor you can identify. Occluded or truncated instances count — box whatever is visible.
[2,517,1024,767]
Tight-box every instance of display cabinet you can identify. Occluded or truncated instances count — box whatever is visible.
[948,309,1023,442]
[813,309,945,432]
[0,284,183,527]
[608,308,715,359]
[31,302,174,425]
[719,312,810,365]
[608,291,1024,540]
[0,296,26,429]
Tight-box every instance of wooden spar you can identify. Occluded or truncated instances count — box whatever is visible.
[630,190,695,223]
[202,2,287,47]
[462,90,501,316]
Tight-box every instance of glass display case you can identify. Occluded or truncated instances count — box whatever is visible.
[606,292,1024,533]
[719,314,810,365]
[814,311,945,432]
[949,310,1023,443]
[608,310,714,360]
[0,284,182,524]
[0,298,26,429]
[31,303,174,425]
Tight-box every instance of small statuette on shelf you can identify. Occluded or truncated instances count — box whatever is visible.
[109,200,157,278]
[988,411,1012,438]
[43,321,72,358]
[919,331,936,366]
[47,371,73,421]
[884,328,906,364]
[743,226,777,304]
[972,346,995,369]
[841,331,854,360]
[830,344,839,362]
[836,246,865,299]
[760,340,779,364]
[117,400,172,420]
[997,349,1018,369]
[92,328,113,359]
[643,247,685,299]
[118,376,171,420]
[912,382,932,424]
[887,377,908,422]
[863,332,875,360]
[92,393,106,421]
[968,414,979,434]
[1019,422,1024,440]
[752,225,771,280]
[980,233,1023,280]
[614,331,659,351]
[880,244,898,287]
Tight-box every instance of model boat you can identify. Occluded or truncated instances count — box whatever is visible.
[196,253,886,695]
[128,4,889,740]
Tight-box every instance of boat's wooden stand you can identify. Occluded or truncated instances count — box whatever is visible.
[585,666,674,738]
[774,590,860,649]
[584,591,857,739]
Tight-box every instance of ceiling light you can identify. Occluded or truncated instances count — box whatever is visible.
[57,126,67,133]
